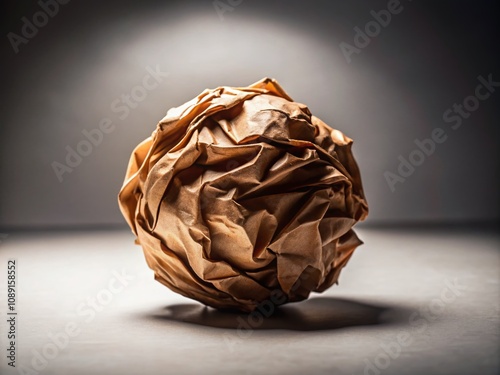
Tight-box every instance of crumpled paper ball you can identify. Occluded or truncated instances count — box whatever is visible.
[118,78,368,312]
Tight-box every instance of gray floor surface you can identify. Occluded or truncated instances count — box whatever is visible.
[0,226,498,375]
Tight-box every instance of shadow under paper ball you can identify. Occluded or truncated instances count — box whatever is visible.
[148,297,410,331]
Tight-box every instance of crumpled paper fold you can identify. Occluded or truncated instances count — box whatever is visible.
[118,78,368,312]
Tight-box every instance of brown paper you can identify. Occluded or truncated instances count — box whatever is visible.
[118,78,368,312]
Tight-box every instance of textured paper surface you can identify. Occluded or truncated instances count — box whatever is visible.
[118,78,368,311]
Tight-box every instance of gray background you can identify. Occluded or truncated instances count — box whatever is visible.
[1,0,499,229]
